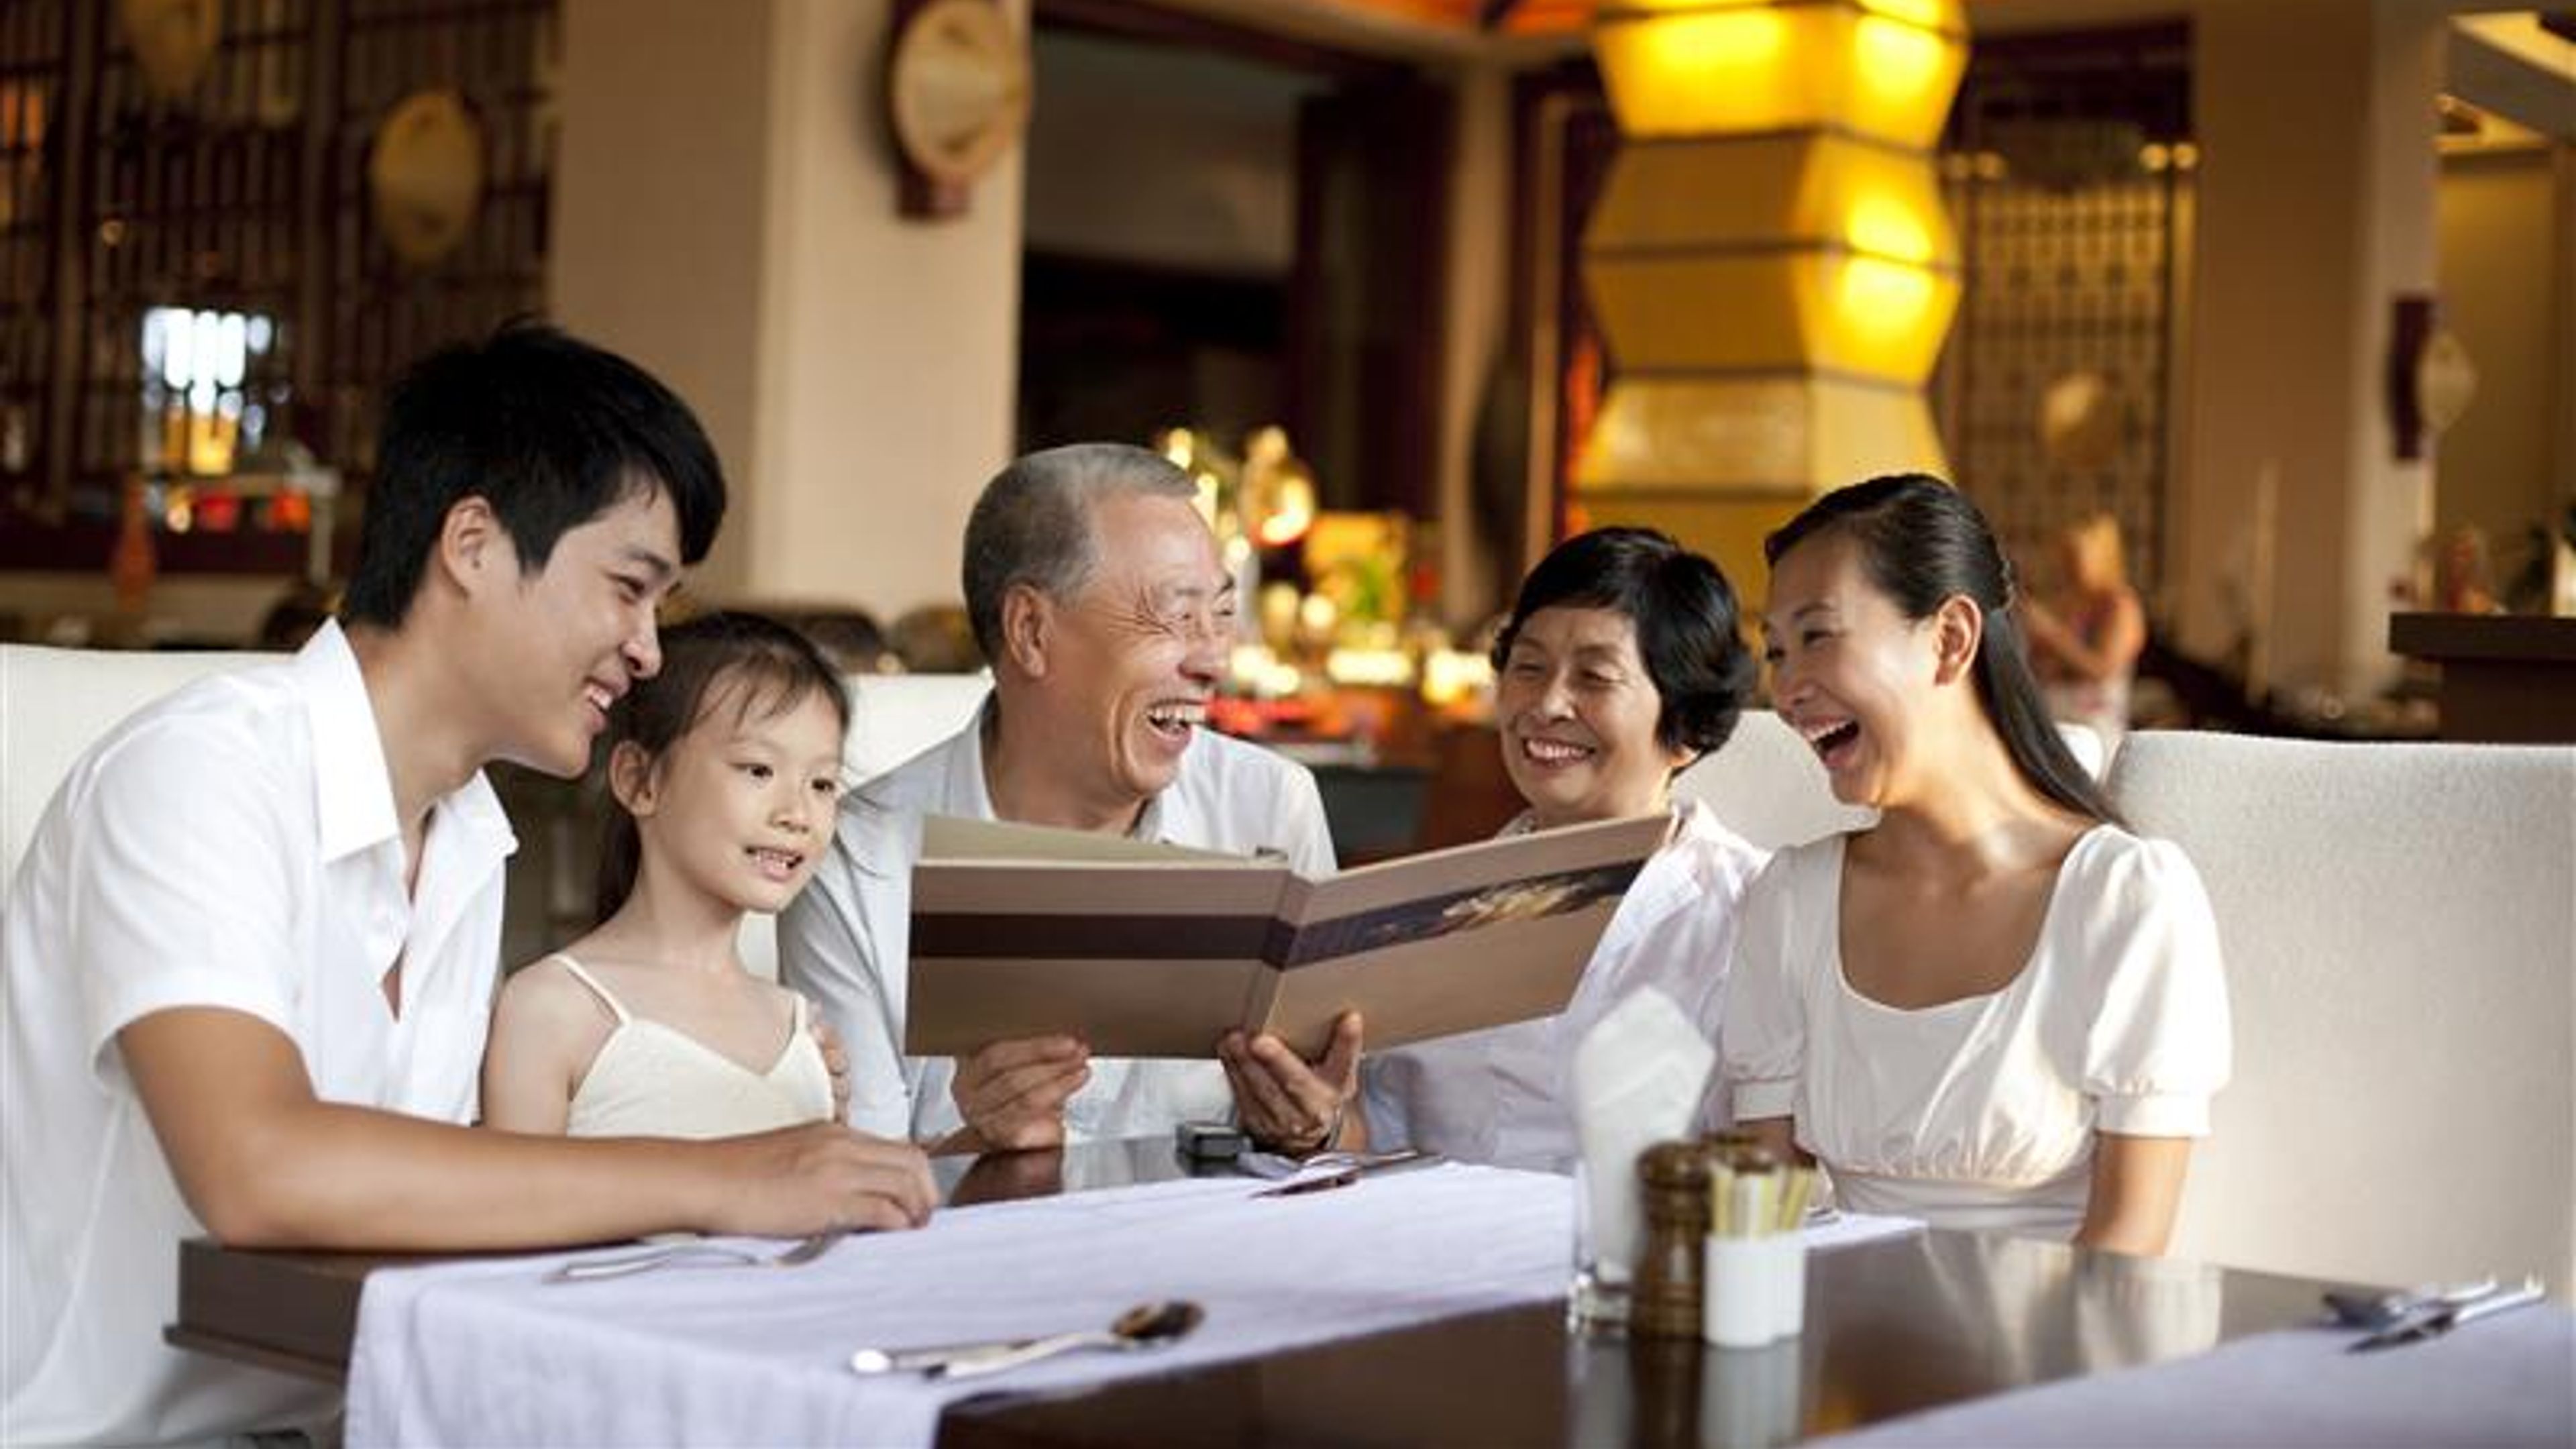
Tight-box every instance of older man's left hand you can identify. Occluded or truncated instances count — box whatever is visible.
[1220,1012,1364,1156]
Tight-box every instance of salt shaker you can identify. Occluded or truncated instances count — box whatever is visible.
[1631,1140,1715,1338]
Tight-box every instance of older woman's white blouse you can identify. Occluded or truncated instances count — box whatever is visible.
[1720,825,2230,1237]
[1360,800,1767,1171]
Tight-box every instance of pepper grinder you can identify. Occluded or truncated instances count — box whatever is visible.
[1631,1139,1715,1338]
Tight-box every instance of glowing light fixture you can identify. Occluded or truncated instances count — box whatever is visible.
[1575,0,1969,566]
[1593,0,1965,142]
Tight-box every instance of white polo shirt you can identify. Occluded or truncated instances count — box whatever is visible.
[780,697,1334,1144]
[1,622,515,1446]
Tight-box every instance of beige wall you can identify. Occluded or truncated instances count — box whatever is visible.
[553,0,780,600]
[553,0,1024,621]
[1435,61,1512,629]
[2435,144,2575,585]
[2177,0,2443,699]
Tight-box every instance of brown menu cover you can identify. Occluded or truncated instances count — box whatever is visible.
[904,812,1670,1060]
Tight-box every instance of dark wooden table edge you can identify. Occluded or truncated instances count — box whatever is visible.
[163,1325,347,1385]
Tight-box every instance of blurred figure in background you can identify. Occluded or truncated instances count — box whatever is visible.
[790,608,899,676]
[2430,525,2503,616]
[254,580,337,651]
[2024,513,2145,749]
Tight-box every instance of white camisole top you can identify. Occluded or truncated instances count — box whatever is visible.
[550,954,836,1139]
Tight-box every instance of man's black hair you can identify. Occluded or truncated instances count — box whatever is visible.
[340,322,725,627]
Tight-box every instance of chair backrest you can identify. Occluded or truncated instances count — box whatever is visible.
[2106,730,2576,1295]
[1671,710,1874,851]
[722,672,990,981]
[1674,712,2105,853]
[0,645,266,917]
[846,673,989,782]
[0,645,992,981]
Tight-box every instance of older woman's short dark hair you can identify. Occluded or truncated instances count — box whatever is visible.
[1491,527,1755,759]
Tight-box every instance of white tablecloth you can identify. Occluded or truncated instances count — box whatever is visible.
[348,1165,1566,1447]
[344,1165,1926,1448]
[1817,1305,2576,1448]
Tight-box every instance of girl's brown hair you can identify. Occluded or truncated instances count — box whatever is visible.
[593,611,851,922]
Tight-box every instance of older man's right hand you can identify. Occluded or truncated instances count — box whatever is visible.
[950,1035,1091,1150]
[711,1122,937,1236]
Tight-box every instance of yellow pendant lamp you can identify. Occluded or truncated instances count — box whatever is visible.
[1576,0,1968,581]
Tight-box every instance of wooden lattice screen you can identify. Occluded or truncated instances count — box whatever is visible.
[0,0,555,575]
[1935,23,2194,603]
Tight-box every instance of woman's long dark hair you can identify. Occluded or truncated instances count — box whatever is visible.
[594,611,851,922]
[1764,474,2123,826]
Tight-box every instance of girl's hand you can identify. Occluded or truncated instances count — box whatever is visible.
[806,1003,852,1122]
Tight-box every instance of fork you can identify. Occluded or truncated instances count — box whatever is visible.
[547,1230,843,1284]
[2322,1276,2498,1330]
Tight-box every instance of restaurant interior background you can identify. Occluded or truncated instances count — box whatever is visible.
[2,0,2571,949]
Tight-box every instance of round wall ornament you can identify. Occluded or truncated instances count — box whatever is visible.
[886,0,1032,215]
[117,0,221,102]
[368,90,486,268]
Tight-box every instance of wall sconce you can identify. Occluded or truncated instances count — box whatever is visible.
[1578,0,1968,547]
[2386,293,2477,462]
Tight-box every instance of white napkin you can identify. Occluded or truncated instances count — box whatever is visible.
[1568,987,1717,1284]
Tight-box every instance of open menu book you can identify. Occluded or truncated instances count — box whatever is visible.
[904,812,1671,1060]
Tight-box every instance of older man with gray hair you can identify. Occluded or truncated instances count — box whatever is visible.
[782,443,1362,1154]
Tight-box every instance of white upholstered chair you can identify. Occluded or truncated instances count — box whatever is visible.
[1673,711,2103,853]
[0,645,264,916]
[2107,731,2576,1295]
[1670,710,1874,852]
[735,673,989,979]
[0,645,991,981]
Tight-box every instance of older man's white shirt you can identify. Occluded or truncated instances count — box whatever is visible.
[781,698,1334,1144]
[1,622,514,1446]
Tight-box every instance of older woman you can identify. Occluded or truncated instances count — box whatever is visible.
[1348,528,1767,1169]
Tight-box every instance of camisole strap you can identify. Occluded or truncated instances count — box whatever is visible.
[545,953,632,1027]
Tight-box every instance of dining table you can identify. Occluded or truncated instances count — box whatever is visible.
[166,1137,2575,1447]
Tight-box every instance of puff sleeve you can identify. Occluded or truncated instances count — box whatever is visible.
[1719,847,1811,1124]
[2077,837,2232,1138]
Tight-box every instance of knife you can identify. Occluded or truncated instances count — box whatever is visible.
[2349,1278,2544,1352]
[1252,1150,1445,1198]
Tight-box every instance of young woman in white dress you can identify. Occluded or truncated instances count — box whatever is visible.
[482,613,847,1138]
[1723,476,2229,1253]
[1346,527,1768,1169]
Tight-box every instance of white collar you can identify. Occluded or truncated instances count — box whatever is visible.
[292,619,512,866]
[927,694,1183,845]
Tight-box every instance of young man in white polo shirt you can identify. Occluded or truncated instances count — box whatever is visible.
[0,325,935,1447]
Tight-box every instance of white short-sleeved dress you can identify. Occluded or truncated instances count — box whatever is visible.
[1719,824,2230,1237]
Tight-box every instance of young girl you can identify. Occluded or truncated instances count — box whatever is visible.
[482,612,847,1138]
[1723,476,2229,1254]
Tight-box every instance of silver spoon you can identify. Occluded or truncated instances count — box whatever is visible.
[865,1301,1203,1381]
